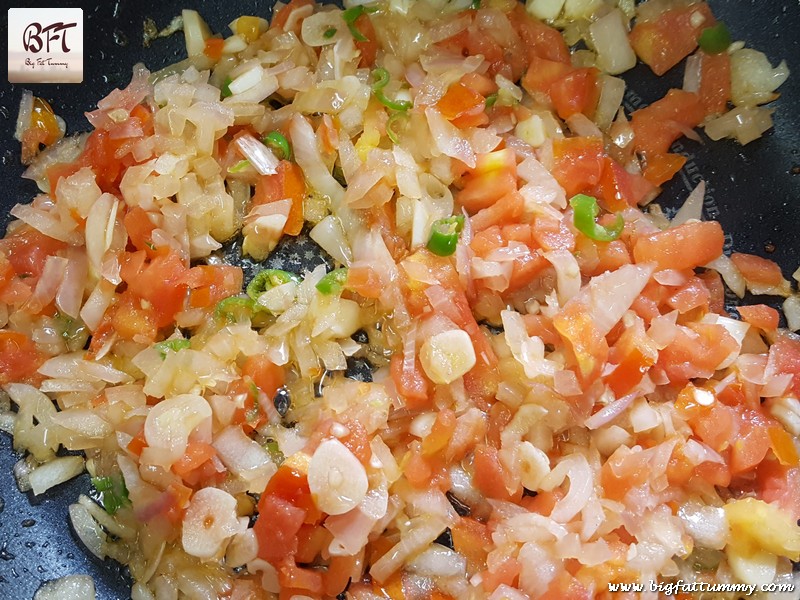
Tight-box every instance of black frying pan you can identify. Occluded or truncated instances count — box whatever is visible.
[1,1,798,598]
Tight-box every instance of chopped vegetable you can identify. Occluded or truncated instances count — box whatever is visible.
[426,215,465,256]
[263,131,292,161]
[91,475,130,515]
[699,22,732,55]
[569,194,624,241]
[342,6,369,42]
[371,68,412,112]
[153,339,191,358]
[315,268,348,295]
[246,269,300,301]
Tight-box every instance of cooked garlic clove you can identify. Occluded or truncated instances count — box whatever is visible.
[419,329,476,385]
[182,488,243,559]
[307,438,368,515]
[144,394,211,467]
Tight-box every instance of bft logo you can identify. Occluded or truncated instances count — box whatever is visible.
[23,21,78,54]
[8,8,84,83]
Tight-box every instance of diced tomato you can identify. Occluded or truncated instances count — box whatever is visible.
[631,89,704,158]
[46,161,82,197]
[481,557,520,593]
[0,227,66,283]
[512,4,570,64]
[390,353,430,409]
[277,557,324,595]
[437,82,486,121]
[698,50,731,116]
[698,269,726,315]
[473,444,519,501]
[0,331,44,385]
[658,322,738,384]
[346,264,382,299]
[666,276,711,313]
[458,149,518,213]
[421,408,456,457]
[629,3,715,75]
[642,152,687,186]
[597,157,657,211]
[604,328,659,396]
[632,220,724,271]
[254,495,306,564]
[183,264,243,309]
[554,300,608,382]
[339,419,372,466]
[263,464,321,524]
[531,215,576,252]
[110,290,159,342]
[539,572,592,600]
[353,14,378,68]
[203,37,224,61]
[738,304,780,331]
[121,250,189,328]
[323,555,359,597]
[172,441,217,477]
[459,72,498,97]
[470,191,524,232]
[768,426,799,467]
[730,252,784,286]
[521,55,574,96]
[253,161,306,236]
[601,448,651,501]
[548,67,600,120]
[452,517,491,573]
[758,462,800,521]
[123,207,158,256]
[242,354,284,400]
[550,137,605,198]
[730,420,771,474]
[767,332,800,396]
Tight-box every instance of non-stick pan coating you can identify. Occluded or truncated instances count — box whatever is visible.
[0,1,798,598]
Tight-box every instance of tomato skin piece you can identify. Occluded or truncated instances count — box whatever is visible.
[270,0,314,31]
[253,161,306,236]
[631,89,705,158]
[632,220,724,271]
[597,157,657,211]
[629,3,715,75]
[0,331,44,385]
[550,137,605,198]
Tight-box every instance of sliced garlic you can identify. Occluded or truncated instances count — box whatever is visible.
[419,329,476,385]
[517,441,551,491]
[307,438,368,515]
[182,488,243,559]
[143,394,211,467]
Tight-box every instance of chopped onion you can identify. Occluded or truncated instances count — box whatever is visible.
[233,133,279,176]
[784,295,800,332]
[370,515,448,583]
[730,48,790,107]
[589,9,636,75]
[705,105,775,145]
[425,108,476,169]
[29,456,85,496]
[34,575,96,600]
[704,254,746,298]
[182,9,212,57]
[594,75,626,130]
[584,392,637,430]
[671,181,705,227]
[683,53,702,93]
[309,215,352,266]
[15,90,34,142]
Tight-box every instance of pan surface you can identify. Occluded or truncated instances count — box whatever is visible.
[0,1,798,598]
